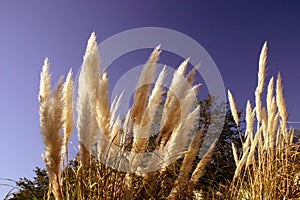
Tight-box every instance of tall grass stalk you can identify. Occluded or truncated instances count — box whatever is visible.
[39,59,64,200]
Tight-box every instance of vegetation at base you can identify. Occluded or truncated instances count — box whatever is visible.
[9,95,242,199]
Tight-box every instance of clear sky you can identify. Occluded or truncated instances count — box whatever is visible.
[0,1,300,198]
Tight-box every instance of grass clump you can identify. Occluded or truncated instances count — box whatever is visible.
[227,42,300,200]
[36,32,218,200]
[8,35,300,200]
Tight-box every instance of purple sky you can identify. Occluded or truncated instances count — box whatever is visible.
[1,1,300,198]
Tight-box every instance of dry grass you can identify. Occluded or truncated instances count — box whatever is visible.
[227,42,300,200]
[38,32,216,199]
[37,34,300,199]
[39,59,64,200]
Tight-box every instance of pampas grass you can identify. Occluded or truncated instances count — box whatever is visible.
[62,69,74,163]
[77,32,100,169]
[228,90,239,126]
[39,58,64,200]
[156,58,191,148]
[36,33,300,200]
[188,139,217,191]
[131,45,161,152]
[167,129,203,199]
[37,32,218,200]
[228,42,300,200]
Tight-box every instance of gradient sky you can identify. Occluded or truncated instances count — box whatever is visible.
[1,1,300,198]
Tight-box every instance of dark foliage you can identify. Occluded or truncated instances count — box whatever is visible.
[9,167,49,200]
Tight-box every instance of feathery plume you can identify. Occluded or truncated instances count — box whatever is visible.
[164,58,190,110]
[77,95,96,168]
[77,32,100,168]
[245,100,254,140]
[163,106,200,168]
[82,32,101,91]
[132,67,166,153]
[39,61,64,200]
[180,84,200,120]
[110,116,122,145]
[147,66,166,115]
[62,69,74,163]
[257,42,267,95]
[39,58,51,102]
[130,46,160,154]
[123,109,132,134]
[179,129,203,181]
[127,46,161,191]
[156,58,191,147]
[276,72,289,145]
[228,90,239,126]
[110,90,123,131]
[255,42,267,125]
[188,140,217,192]
[232,142,239,167]
[245,130,260,168]
[276,72,287,125]
[266,78,277,150]
[186,64,200,85]
[167,129,203,199]
[78,32,101,104]
[131,45,161,127]
[266,77,274,114]
[96,72,110,136]
[233,147,249,182]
